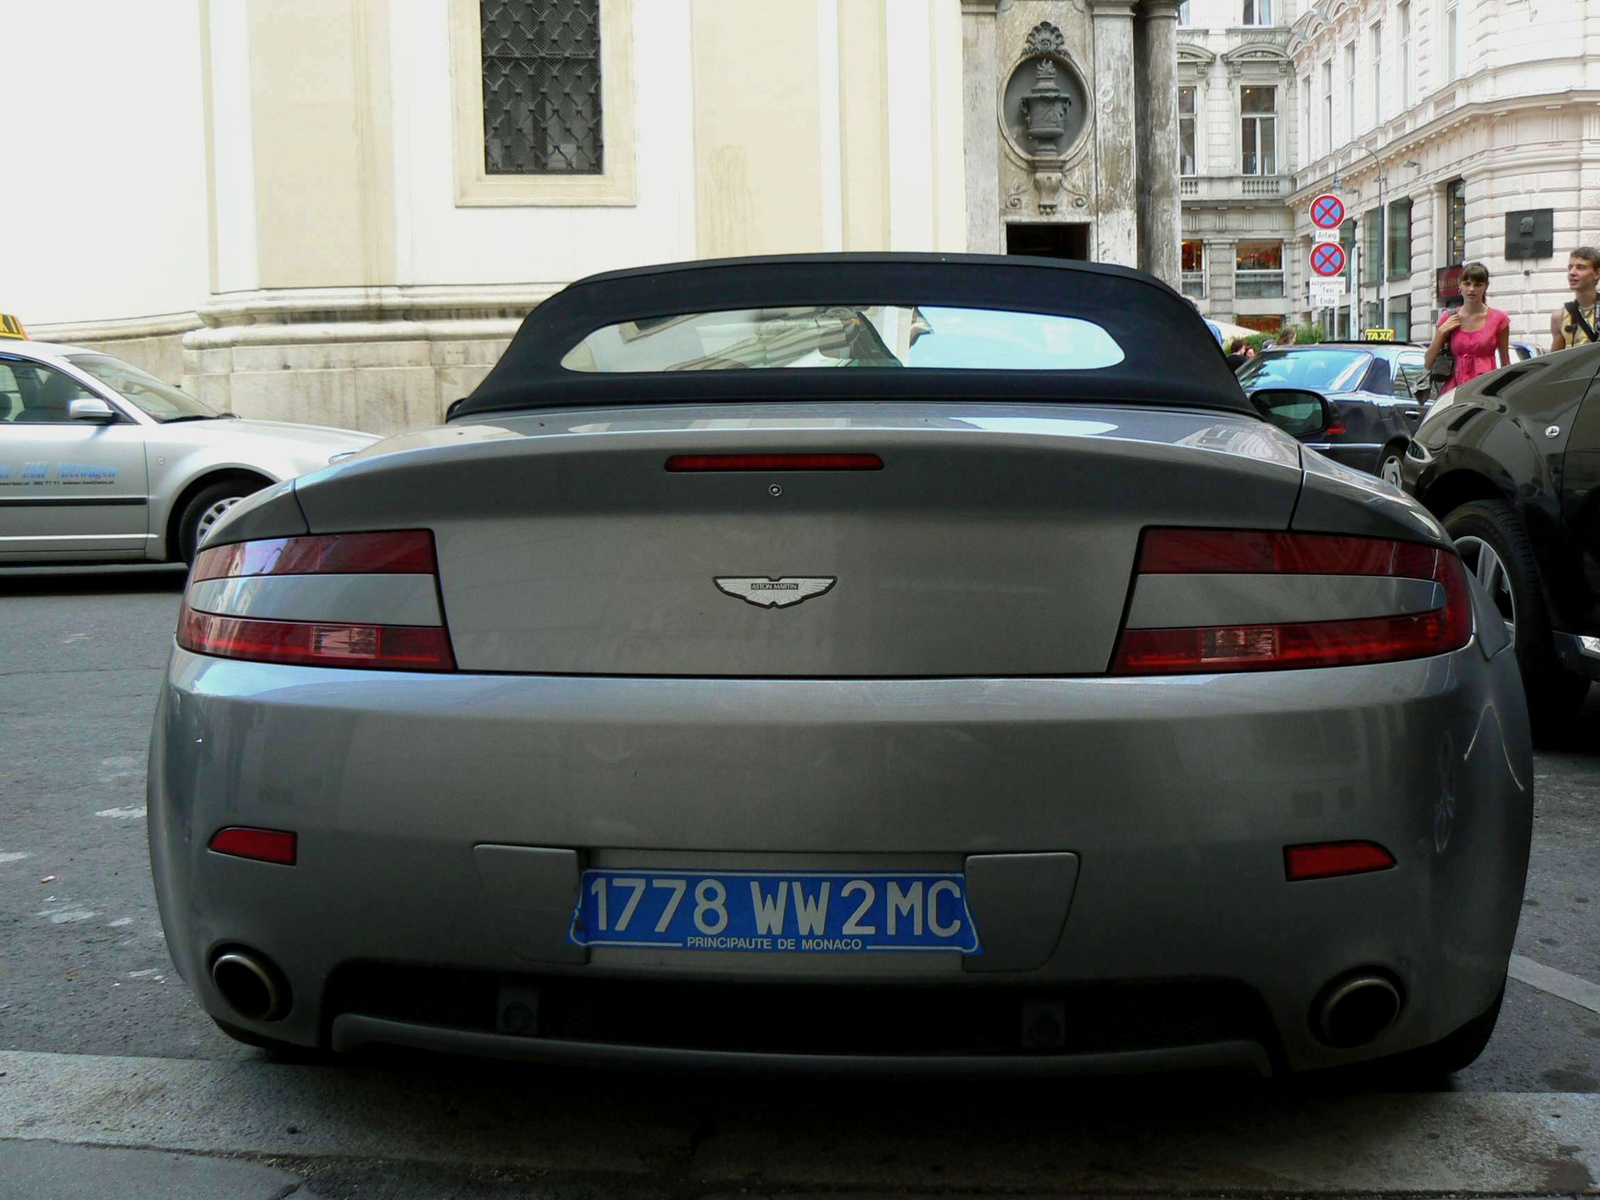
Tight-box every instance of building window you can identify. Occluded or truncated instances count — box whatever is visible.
[1445,0,1460,80]
[1182,240,1206,298]
[1179,87,1197,175]
[1388,198,1413,276]
[1344,43,1356,143]
[1321,61,1333,155]
[1388,297,1412,341]
[1240,87,1276,176]
[480,0,603,175]
[1399,1,1412,108]
[1341,219,1357,281]
[1362,209,1385,286]
[1242,0,1273,25]
[1178,1,1192,24]
[1445,178,1467,264]
[1236,241,1285,298]
[1370,22,1383,126]
[1301,75,1312,163]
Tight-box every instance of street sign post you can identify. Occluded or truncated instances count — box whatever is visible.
[1310,193,1346,231]
[1311,242,1347,278]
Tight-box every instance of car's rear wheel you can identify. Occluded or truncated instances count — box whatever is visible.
[177,478,263,564]
[1445,500,1591,728]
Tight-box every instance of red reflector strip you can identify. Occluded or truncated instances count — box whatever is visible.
[178,609,456,671]
[1138,529,1439,578]
[209,826,297,866]
[1285,841,1396,881]
[193,530,437,582]
[665,454,883,472]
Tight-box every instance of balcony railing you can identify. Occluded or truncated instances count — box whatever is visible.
[1180,175,1288,202]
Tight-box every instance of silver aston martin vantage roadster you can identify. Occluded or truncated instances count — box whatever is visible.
[149,254,1532,1079]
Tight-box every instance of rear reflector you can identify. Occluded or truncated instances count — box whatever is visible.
[1285,841,1396,881]
[179,530,456,672]
[209,827,297,866]
[666,453,883,472]
[1113,529,1472,674]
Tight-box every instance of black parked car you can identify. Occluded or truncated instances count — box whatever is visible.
[1402,344,1600,726]
[1237,343,1431,484]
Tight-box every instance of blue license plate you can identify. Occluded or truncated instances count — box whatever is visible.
[569,870,982,953]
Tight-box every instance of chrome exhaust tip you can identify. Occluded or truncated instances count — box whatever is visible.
[210,950,289,1022]
[1313,972,1402,1048]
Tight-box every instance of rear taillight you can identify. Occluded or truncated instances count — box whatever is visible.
[1112,529,1472,675]
[178,531,455,671]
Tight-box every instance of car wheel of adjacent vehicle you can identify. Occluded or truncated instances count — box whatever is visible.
[178,479,260,564]
[1378,443,1406,487]
[1445,500,1591,727]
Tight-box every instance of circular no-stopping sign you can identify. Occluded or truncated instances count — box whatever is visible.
[1310,193,1346,230]
[1311,242,1347,277]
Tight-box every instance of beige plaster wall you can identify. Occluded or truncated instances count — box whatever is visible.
[247,0,395,288]
[691,0,827,258]
[838,4,892,250]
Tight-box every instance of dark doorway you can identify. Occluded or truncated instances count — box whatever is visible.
[1006,222,1090,260]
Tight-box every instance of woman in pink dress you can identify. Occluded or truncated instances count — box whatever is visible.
[1425,262,1511,397]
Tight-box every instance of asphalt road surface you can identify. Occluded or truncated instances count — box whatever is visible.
[2,564,1598,1199]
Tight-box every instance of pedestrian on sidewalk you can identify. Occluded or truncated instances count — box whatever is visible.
[1426,261,1510,398]
[1550,246,1600,352]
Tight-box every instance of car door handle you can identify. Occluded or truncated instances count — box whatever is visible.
[1404,409,1422,420]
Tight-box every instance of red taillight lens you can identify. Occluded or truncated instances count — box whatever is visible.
[1113,529,1472,674]
[1285,841,1396,881]
[666,453,883,472]
[209,826,297,865]
[179,530,455,671]
[193,530,436,582]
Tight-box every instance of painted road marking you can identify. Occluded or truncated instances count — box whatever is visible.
[0,850,31,864]
[0,1050,1596,1193]
[94,806,146,819]
[1511,954,1600,1015]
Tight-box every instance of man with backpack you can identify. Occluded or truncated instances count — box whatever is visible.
[1550,246,1600,351]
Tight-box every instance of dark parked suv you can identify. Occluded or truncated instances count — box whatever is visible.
[1238,342,1431,484]
[1402,344,1600,727]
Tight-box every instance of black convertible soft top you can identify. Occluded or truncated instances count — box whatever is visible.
[454,253,1249,418]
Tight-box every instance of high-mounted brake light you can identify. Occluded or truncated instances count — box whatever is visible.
[1285,841,1396,881]
[1113,529,1472,674]
[179,531,455,671]
[666,453,883,472]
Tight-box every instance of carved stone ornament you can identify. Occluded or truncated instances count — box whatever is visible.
[1001,23,1091,215]
[1024,21,1067,57]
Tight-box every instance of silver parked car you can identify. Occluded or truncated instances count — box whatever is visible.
[0,341,378,563]
[150,255,1532,1079]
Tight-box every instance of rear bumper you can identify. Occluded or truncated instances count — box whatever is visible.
[149,644,1533,1074]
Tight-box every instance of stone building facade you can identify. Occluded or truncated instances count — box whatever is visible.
[1288,0,1600,345]
[1178,0,1307,332]
[9,0,1183,435]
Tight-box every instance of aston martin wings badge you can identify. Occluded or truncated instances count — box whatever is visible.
[714,577,837,608]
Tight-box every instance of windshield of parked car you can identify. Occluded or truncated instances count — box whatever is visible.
[66,354,219,421]
[559,306,1127,372]
[1236,349,1372,394]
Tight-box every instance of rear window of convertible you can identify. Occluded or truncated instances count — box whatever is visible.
[559,306,1126,373]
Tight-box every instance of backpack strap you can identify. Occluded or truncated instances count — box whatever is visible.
[1567,301,1597,344]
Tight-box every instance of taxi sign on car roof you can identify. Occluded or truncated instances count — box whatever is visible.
[0,313,26,339]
